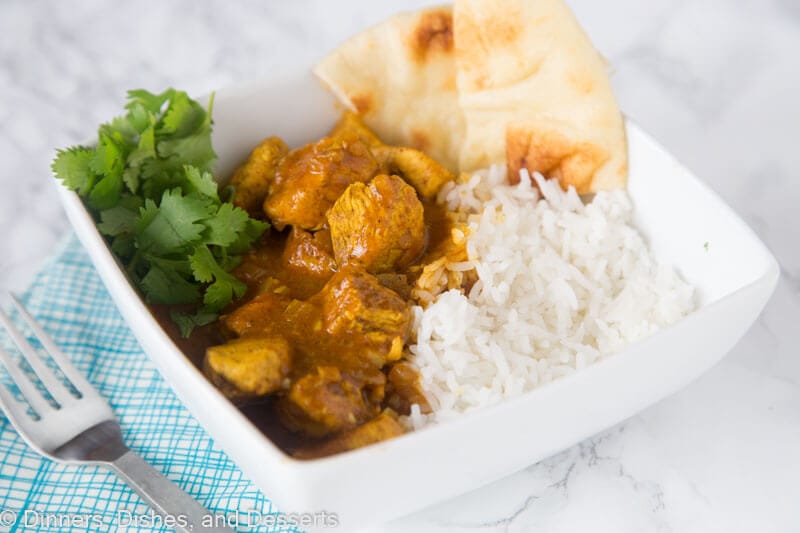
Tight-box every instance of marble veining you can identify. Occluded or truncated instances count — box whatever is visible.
[0,1,798,531]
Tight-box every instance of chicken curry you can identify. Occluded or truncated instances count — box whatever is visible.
[191,113,464,459]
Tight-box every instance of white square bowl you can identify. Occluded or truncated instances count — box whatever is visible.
[55,71,779,530]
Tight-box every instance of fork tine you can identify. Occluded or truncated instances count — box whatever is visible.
[0,303,74,406]
[0,380,49,454]
[0,345,53,416]
[8,295,97,399]
[0,380,38,437]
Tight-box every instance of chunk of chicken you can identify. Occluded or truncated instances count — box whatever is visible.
[375,273,412,299]
[276,366,384,438]
[221,292,293,337]
[315,268,411,366]
[328,174,425,273]
[384,362,432,415]
[282,227,336,283]
[293,411,405,459]
[204,335,291,401]
[229,137,289,215]
[373,145,454,199]
[264,136,380,230]
[328,112,382,148]
[282,299,324,338]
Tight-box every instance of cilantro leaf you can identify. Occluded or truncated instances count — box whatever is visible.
[102,115,139,146]
[89,134,123,176]
[110,234,136,259]
[184,165,219,198]
[204,203,250,246]
[88,171,123,210]
[126,102,152,133]
[159,91,206,137]
[189,245,247,311]
[126,88,174,115]
[228,218,269,254]
[138,158,183,199]
[156,91,216,170]
[157,134,216,171]
[170,308,219,339]
[136,189,214,254]
[52,147,95,195]
[140,263,201,305]
[122,167,140,195]
[97,203,139,236]
[128,125,156,167]
[188,244,217,283]
[204,278,247,311]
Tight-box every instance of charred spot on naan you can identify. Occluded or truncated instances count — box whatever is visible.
[454,0,628,190]
[506,126,609,194]
[453,2,524,91]
[315,6,464,174]
[409,8,454,62]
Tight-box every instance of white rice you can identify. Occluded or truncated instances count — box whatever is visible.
[407,166,696,429]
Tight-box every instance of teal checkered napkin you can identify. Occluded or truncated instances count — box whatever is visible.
[0,234,301,533]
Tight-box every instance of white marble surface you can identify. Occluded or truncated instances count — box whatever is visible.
[0,0,798,531]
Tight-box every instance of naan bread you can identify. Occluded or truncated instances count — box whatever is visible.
[314,7,464,173]
[315,0,627,193]
[454,0,628,193]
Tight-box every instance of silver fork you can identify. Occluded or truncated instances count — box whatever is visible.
[0,295,234,533]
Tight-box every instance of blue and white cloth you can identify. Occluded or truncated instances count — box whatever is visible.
[0,235,299,533]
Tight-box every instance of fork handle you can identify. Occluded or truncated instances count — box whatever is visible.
[110,450,234,532]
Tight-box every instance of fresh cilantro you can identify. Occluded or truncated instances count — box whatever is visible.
[189,244,248,308]
[97,202,140,237]
[52,147,95,195]
[53,88,268,336]
[135,189,213,255]
[126,89,173,114]
[88,169,124,211]
[184,165,219,199]
[159,91,207,137]
[170,309,219,339]
[140,263,201,305]
[204,203,251,246]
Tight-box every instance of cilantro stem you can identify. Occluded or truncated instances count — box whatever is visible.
[127,249,143,278]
